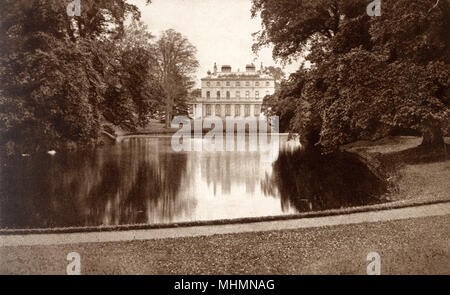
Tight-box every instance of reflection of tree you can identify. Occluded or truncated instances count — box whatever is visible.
[0,138,190,229]
[83,140,190,226]
[262,148,387,212]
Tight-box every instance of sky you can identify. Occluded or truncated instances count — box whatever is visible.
[129,0,301,85]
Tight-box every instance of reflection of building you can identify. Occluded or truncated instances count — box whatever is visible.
[191,63,275,119]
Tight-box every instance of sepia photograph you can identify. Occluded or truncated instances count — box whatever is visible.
[0,0,449,282]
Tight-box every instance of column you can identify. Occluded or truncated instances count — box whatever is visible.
[250,104,255,117]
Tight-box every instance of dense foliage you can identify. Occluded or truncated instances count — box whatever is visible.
[0,0,197,155]
[253,0,450,151]
[262,69,305,132]
[153,29,199,127]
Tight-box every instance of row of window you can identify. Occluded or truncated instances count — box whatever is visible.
[206,90,269,99]
[205,81,271,87]
[205,104,261,117]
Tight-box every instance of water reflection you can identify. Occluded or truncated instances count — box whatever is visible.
[262,148,387,212]
[0,138,192,228]
[0,136,387,229]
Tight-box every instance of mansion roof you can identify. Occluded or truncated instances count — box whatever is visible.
[202,63,275,81]
[201,71,274,81]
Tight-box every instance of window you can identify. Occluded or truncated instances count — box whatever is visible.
[245,105,250,117]
[206,91,210,99]
[236,81,240,86]
[226,81,230,86]
[215,105,221,116]
[235,105,240,116]
[226,91,230,99]
[206,105,211,116]
[236,91,240,98]
[266,90,270,96]
[217,91,221,99]
[255,81,260,86]
[206,82,210,87]
[266,81,270,86]
[217,81,221,86]
[245,81,250,86]
[254,105,261,116]
[226,105,231,116]
[245,91,250,99]
[255,91,259,99]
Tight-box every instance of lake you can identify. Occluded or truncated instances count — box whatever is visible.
[0,135,386,229]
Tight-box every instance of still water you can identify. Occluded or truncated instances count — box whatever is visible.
[0,135,386,229]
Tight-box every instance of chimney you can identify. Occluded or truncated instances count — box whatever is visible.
[221,65,232,73]
[246,63,256,72]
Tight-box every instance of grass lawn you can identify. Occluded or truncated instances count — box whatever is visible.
[1,215,448,274]
[344,136,450,203]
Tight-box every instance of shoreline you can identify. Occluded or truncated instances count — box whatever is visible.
[1,202,449,247]
[1,197,448,236]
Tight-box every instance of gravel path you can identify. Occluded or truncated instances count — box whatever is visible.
[1,214,448,274]
[1,201,448,247]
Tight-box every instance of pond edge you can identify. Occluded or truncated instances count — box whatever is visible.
[0,198,448,236]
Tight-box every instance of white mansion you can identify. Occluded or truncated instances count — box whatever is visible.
[190,63,275,119]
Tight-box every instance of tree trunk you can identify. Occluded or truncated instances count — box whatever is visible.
[420,124,444,147]
[165,96,173,128]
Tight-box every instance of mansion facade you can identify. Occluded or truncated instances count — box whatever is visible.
[190,63,275,119]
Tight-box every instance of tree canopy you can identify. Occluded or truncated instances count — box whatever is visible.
[153,29,199,127]
[253,0,450,151]
[0,0,197,155]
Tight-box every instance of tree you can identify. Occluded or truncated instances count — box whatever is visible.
[252,0,450,151]
[153,29,199,128]
[0,0,155,154]
[190,88,202,98]
[252,0,369,62]
[263,66,285,87]
[262,69,306,132]
[101,21,163,129]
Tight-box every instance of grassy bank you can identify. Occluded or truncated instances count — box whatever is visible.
[344,136,450,203]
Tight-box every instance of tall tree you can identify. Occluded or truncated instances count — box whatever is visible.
[0,0,154,154]
[101,21,163,129]
[153,29,199,127]
[252,0,449,151]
